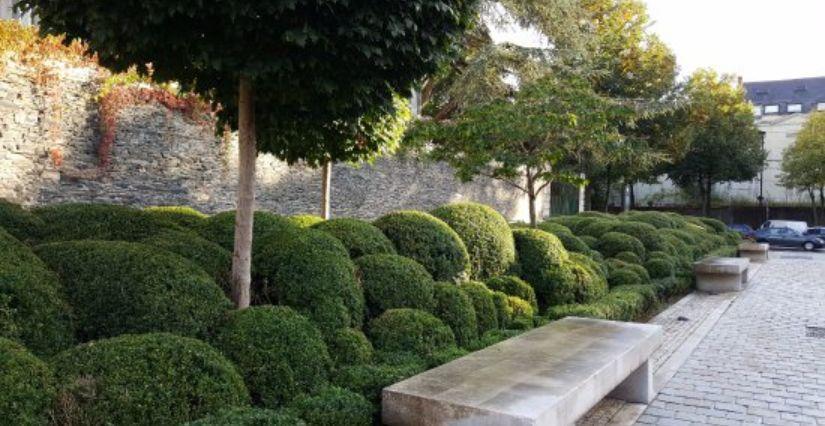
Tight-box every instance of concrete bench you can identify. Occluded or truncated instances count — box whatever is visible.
[694,257,750,293]
[738,242,769,263]
[382,317,663,426]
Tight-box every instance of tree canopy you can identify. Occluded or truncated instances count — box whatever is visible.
[781,112,825,224]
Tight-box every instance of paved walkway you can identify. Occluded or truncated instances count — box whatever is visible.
[637,251,825,425]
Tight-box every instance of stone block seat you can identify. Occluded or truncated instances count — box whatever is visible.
[694,256,750,293]
[382,317,663,426]
[738,241,769,263]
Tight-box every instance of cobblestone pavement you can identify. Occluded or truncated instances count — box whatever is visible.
[637,251,825,426]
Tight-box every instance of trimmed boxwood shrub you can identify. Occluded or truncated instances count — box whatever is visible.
[431,202,515,279]
[579,219,619,238]
[144,205,207,229]
[0,199,44,243]
[546,284,658,322]
[313,218,396,259]
[544,258,609,307]
[34,203,181,243]
[485,275,538,311]
[373,211,470,281]
[506,296,534,330]
[290,214,325,228]
[579,235,598,249]
[570,252,607,279]
[34,240,231,342]
[611,221,668,253]
[697,216,727,233]
[545,303,608,321]
[432,282,478,348]
[607,259,651,283]
[326,328,373,366]
[490,290,511,329]
[0,338,55,425]
[52,333,249,426]
[331,361,427,409]
[609,269,643,287]
[368,308,456,358]
[464,329,524,351]
[457,281,498,335]
[356,254,434,318]
[213,306,331,408]
[285,386,372,426]
[621,211,681,229]
[512,228,569,308]
[596,232,646,260]
[614,251,642,265]
[538,222,590,253]
[198,210,299,251]
[141,229,232,294]
[187,408,305,426]
[645,258,675,279]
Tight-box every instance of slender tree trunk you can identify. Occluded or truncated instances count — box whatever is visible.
[818,187,824,226]
[526,170,537,227]
[809,189,818,226]
[231,77,256,309]
[320,161,332,220]
[629,183,636,210]
[578,172,586,213]
[702,177,713,217]
[603,178,612,213]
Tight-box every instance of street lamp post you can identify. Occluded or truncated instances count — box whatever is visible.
[758,130,766,224]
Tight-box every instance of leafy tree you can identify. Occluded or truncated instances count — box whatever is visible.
[665,69,765,215]
[20,0,480,308]
[780,112,825,224]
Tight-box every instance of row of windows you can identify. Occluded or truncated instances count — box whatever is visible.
[754,102,825,116]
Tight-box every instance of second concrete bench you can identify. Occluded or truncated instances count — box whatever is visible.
[694,256,750,293]
[738,241,769,263]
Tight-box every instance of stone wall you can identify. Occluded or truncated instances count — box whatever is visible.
[0,56,546,222]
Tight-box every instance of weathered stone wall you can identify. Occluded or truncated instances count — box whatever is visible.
[1,57,546,222]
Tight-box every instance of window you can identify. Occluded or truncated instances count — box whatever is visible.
[818,102,825,111]
[764,105,779,114]
[787,104,803,113]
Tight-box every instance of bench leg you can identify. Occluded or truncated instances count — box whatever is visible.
[608,360,654,404]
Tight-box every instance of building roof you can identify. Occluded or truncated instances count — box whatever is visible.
[745,77,825,115]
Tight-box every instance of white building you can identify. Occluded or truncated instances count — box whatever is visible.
[0,0,35,25]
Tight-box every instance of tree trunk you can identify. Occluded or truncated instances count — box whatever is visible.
[231,77,256,309]
[629,183,636,210]
[526,170,537,227]
[603,179,612,213]
[578,173,586,213]
[320,161,332,220]
[702,178,712,217]
[818,187,825,226]
[621,183,630,213]
[809,189,818,226]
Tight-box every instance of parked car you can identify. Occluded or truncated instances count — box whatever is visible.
[728,223,754,238]
[753,227,825,251]
[759,220,809,235]
[804,227,825,238]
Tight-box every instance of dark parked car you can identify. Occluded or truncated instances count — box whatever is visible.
[753,227,825,251]
[804,227,825,238]
[728,223,754,238]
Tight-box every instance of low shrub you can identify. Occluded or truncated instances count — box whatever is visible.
[198,210,299,251]
[313,218,396,259]
[544,258,609,307]
[595,232,646,260]
[545,303,608,321]
[431,282,478,348]
[611,221,669,253]
[614,251,642,265]
[457,281,499,335]
[52,333,249,425]
[285,386,372,426]
[330,362,427,409]
[608,268,644,287]
[708,245,738,257]
[506,296,535,330]
[0,199,44,243]
[0,338,55,425]
[373,211,470,281]
[644,258,675,279]
[426,346,470,367]
[512,228,570,308]
[621,211,682,229]
[607,259,651,284]
[213,306,331,407]
[570,252,608,280]
[579,235,598,249]
[34,203,181,242]
[290,214,325,228]
[431,202,515,279]
[144,205,207,229]
[35,240,231,342]
[546,284,658,322]
[653,275,693,297]
[464,329,524,351]
[141,229,232,294]
[697,217,727,233]
[490,290,511,329]
[186,408,305,426]
[543,215,587,232]
[538,222,590,253]
[326,328,374,366]
[368,309,456,358]
[578,218,619,238]
[485,275,538,311]
[356,254,434,318]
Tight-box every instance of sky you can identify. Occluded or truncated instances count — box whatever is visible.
[490,0,825,83]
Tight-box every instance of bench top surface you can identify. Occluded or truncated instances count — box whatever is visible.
[694,256,749,273]
[384,317,662,420]
[738,242,769,251]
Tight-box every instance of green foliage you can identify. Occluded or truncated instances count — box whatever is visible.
[538,221,591,253]
[607,259,651,283]
[34,240,230,342]
[373,211,471,281]
[611,221,668,253]
[457,281,499,335]
[697,217,727,234]
[596,232,646,260]
[546,284,658,322]
[0,338,55,425]
[579,235,598,248]
[543,258,609,307]
[608,268,644,287]
[289,214,325,228]
[355,254,435,318]
[622,211,683,229]
[512,228,570,308]
[326,328,373,367]
[578,219,619,238]
[52,333,249,426]
[431,202,516,279]
[141,229,232,294]
[485,275,538,311]
[781,112,825,206]
[313,218,396,259]
[198,211,298,252]
[614,251,642,265]
[144,206,207,229]
[285,386,372,426]
[186,408,305,426]
[431,282,478,348]
[490,290,511,329]
[330,362,427,410]
[33,203,181,243]
[0,199,44,243]
[644,258,675,279]
[505,296,535,330]
[213,306,330,408]
[464,329,524,351]
[368,309,456,358]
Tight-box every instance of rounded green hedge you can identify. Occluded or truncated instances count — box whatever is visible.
[52,333,249,425]
[289,214,325,228]
[457,281,499,335]
[186,408,305,426]
[569,252,608,280]
[213,306,330,408]
[330,361,427,409]
[611,221,668,253]
[34,240,231,342]
[620,211,682,229]
[198,210,299,252]
[432,282,478,348]
[373,211,470,281]
[579,235,598,249]
[506,296,534,329]
[512,228,569,308]
[608,269,643,287]
[141,229,232,294]
[326,328,374,366]
[544,258,609,307]
[431,202,515,279]
[356,254,434,318]
[0,199,44,243]
[595,232,646,260]
[368,309,456,358]
[579,219,619,238]
[33,203,181,243]
[0,338,55,425]
[490,290,510,329]
[144,205,207,229]
[644,258,675,279]
[614,251,642,265]
[696,217,727,233]
[485,275,538,311]
[285,386,372,426]
[313,218,396,259]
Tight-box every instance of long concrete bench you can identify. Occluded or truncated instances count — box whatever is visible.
[694,256,750,293]
[738,242,769,263]
[382,317,663,426]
